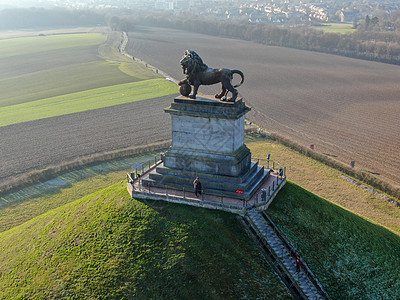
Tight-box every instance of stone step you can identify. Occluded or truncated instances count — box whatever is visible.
[246,211,328,299]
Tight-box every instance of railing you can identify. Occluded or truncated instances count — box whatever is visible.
[126,154,164,183]
[254,157,287,177]
[261,212,331,299]
[128,166,286,212]
[136,179,251,209]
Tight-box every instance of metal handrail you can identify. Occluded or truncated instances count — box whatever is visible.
[261,212,331,299]
[127,155,287,209]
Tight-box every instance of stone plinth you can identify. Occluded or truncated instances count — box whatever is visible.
[142,95,269,200]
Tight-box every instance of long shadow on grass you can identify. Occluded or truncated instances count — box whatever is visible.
[133,198,292,299]
[268,181,400,299]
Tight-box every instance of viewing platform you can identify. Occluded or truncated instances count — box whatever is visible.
[127,159,286,215]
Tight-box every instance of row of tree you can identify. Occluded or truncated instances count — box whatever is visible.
[2,7,400,65]
[125,11,400,65]
[0,7,106,29]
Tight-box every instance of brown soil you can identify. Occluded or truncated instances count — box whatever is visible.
[0,95,174,188]
[125,26,400,188]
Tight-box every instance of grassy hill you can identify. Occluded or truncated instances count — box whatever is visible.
[0,182,291,299]
[1,138,399,298]
[268,182,400,299]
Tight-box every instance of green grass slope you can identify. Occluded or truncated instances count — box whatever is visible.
[0,182,291,299]
[268,181,400,299]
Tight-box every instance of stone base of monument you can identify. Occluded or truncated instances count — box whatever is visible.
[141,94,269,201]
[143,161,269,200]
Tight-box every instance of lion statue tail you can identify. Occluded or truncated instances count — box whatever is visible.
[231,70,244,88]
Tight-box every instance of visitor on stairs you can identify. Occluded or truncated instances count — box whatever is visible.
[296,254,302,273]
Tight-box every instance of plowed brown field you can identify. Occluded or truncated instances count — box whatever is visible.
[126,26,400,188]
[0,95,174,187]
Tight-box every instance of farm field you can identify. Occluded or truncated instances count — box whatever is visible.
[312,23,356,34]
[0,28,177,191]
[0,96,173,190]
[125,26,400,190]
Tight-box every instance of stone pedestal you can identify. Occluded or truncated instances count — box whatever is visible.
[143,95,269,200]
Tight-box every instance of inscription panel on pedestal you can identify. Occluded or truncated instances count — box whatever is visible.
[171,115,244,153]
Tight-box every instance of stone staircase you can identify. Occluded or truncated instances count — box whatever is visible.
[246,209,330,300]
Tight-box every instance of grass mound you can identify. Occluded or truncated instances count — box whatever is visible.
[0,182,290,299]
[268,181,400,299]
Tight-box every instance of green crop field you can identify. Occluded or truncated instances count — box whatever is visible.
[0,60,162,108]
[313,23,356,34]
[0,31,177,126]
[0,33,104,58]
[0,78,176,127]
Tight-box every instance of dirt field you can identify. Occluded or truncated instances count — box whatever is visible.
[0,95,174,187]
[125,26,400,188]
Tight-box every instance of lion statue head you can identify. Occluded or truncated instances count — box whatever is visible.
[180,49,208,78]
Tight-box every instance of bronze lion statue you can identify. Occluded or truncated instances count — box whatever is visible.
[178,50,244,102]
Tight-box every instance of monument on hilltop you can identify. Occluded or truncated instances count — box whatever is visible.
[142,50,269,200]
[178,49,244,102]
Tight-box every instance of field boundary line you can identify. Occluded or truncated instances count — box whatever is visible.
[0,140,171,198]
[119,31,179,85]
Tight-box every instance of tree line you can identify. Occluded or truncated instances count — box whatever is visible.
[125,10,400,65]
[2,7,400,65]
[0,7,106,29]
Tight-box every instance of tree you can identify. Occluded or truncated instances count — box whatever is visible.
[109,16,120,31]
[365,15,370,29]
[119,18,134,32]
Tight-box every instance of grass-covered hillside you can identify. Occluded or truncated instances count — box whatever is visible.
[268,182,400,299]
[0,181,291,299]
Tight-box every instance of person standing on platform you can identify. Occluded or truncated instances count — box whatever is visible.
[193,177,202,197]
